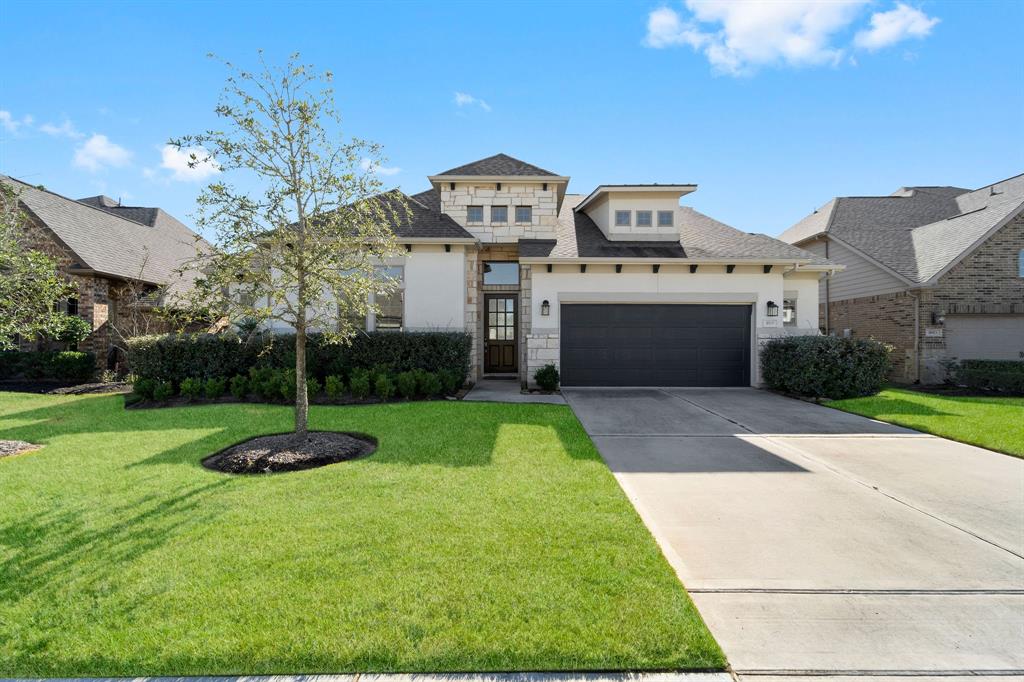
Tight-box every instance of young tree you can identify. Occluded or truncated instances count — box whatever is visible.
[0,182,79,350]
[174,53,405,439]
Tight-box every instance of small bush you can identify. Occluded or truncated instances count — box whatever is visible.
[349,368,371,400]
[418,371,442,397]
[278,370,297,402]
[204,377,227,400]
[438,368,463,394]
[229,375,249,400]
[325,375,345,400]
[249,367,280,402]
[134,377,156,400]
[761,335,891,400]
[396,371,417,399]
[534,364,559,391]
[375,374,396,401]
[179,378,204,401]
[306,375,322,398]
[949,360,1024,394]
[153,381,175,402]
[54,315,92,347]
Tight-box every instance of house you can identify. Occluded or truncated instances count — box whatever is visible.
[2,176,208,369]
[779,173,1024,384]
[293,153,837,387]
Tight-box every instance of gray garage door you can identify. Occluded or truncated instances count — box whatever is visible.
[560,304,751,386]
[945,315,1024,361]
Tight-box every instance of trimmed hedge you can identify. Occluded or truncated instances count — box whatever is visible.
[127,331,472,388]
[760,335,891,400]
[950,360,1024,394]
[0,351,96,383]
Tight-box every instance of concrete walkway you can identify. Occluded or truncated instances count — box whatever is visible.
[463,379,565,404]
[563,387,1024,677]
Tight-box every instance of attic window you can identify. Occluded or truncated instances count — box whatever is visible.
[636,210,653,227]
[615,210,631,227]
[467,206,484,223]
[515,206,532,224]
[657,210,674,227]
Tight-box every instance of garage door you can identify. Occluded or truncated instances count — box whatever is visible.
[560,304,751,387]
[945,315,1024,361]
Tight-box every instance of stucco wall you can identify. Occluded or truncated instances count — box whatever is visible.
[583,191,682,241]
[403,244,466,331]
[439,182,558,242]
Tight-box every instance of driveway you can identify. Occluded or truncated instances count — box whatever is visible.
[564,387,1024,678]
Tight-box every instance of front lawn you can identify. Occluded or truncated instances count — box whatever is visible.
[0,392,723,676]
[828,388,1024,457]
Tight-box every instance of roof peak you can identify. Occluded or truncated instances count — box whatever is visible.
[434,153,560,177]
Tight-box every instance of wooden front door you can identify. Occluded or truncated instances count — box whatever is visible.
[485,294,518,373]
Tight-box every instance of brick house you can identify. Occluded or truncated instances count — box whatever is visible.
[3,176,208,369]
[779,173,1024,383]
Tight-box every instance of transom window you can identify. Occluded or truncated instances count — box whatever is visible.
[657,210,674,227]
[491,205,508,223]
[636,210,653,227]
[615,210,631,227]
[515,206,533,223]
[466,205,484,223]
[483,261,519,286]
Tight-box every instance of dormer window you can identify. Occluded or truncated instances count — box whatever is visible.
[515,206,533,224]
[467,205,484,223]
[636,210,653,227]
[615,210,631,227]
[491,206,508,223]
[657,210,674,227]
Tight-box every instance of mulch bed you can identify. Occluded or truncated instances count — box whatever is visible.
[202,431,377,474]
[127,390,469,410]
[0,380,129,395]
[0,440,41,458]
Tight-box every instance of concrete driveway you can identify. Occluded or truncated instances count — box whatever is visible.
[564,387,1024,678]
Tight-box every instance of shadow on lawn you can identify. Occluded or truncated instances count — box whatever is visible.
[834,397,959,418]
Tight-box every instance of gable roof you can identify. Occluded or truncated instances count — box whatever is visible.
[434,153,559,177]
[385,189,474,240]
[3,176,209,297]
[779,173,1024,284]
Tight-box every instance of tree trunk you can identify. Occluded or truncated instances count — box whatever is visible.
[294,318,309,440]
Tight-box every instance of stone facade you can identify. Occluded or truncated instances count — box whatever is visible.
[439,182,558,242]
[467,243,522,380]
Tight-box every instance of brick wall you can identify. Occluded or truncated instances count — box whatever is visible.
[824,292,918,382]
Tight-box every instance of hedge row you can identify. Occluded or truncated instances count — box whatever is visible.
[760,335,891,400]
[126,331,472,387]
[0,351,96,383]
[949,359,1024,394]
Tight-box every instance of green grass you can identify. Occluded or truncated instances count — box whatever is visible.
[0,392,723,676]
[828,388,1024,457]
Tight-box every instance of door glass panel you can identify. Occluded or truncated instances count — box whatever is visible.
[489,328,497,340]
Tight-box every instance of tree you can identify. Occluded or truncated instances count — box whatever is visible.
[173,53,405,439]
[0,182,79,351]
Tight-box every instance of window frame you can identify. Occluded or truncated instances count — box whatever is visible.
[657,210,674,227]
[490,205,508,223]
[614,210,632,227]
[369,265,405,331]
[466,205,484,223]
[514,205,533,224]
[636,210,653,227]
[483,260,520,286]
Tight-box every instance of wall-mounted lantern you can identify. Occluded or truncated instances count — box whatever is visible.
[541,300,550,316]
[931,311,946,325]
[766,300,779,317]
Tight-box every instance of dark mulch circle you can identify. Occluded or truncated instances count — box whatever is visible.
[202,431,377,474]
[0,440,41,458]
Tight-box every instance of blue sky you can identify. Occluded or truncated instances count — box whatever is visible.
[1,0,1021,239]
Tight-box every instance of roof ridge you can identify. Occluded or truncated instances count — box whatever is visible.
[1,175,156,230]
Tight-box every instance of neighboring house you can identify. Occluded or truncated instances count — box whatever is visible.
[779,173,1024,384]
[274,153,836,387]
[3,176,208,368]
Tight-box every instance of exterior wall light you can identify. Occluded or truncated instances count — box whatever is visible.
[541,300,550,316]
[932,311,945,325]
[766,300,779,317]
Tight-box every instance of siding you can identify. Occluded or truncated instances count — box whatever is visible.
[814,237,908,302]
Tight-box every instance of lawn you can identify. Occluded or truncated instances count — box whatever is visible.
[828,388,1024,458]
[0,391,723,676]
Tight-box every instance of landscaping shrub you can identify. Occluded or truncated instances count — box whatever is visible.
[249,367,281,402]
[204,377,227,400]
[325,375,345,400]
[438,368,463,394]
[374,374,396,401]
[54,315,93,348]
[534,364,559,391]
[307,376,322,398]
[229,375,249,400]
[134,377,156,400]
[153,381,174,402]
[949,360,1024,394]
[278,370,297,402]
[396,371,417,399]
[760,335,891,400]
[0,351,95,383]
[179,378,204,401]
[417,371,442,397]
[349,368,371,399]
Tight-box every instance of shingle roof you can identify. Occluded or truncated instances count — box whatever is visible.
[520,194,831,265]
[388,190,474,239]
[779,174,1024,283]
[4,176,208,298]
[435,153,559,177]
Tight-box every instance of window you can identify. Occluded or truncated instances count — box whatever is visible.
[783,298,797,326]
[66,298,79,316]
[491,205,508,223]
[615,210,631,227]
[515,206,532,223]
[636,210,653,227]
[466,205,484,223]
[1019,249,1024,277]
[483,261,519,286]
[657,210,674,227]
[373,265,404,330]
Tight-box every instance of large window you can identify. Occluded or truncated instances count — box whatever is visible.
[374,265,404,330]
[1019,249,1024,277]
[515,206,533,224]
[467,205,484,223]
[491,205,508,223]
[483,261,519,286]
[636,210,653,227]
[657,210,674,227]
[615,210,631,227]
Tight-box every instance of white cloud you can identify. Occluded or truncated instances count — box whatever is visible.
[360,157,401,177]
[159,144,220,182]
[39,119,84,139]
[454,91,491,112]
[73,134,133,171]
[854,3,939,51]
[0,110,33,134]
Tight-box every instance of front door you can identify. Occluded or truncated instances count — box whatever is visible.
[485,294,518,373]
